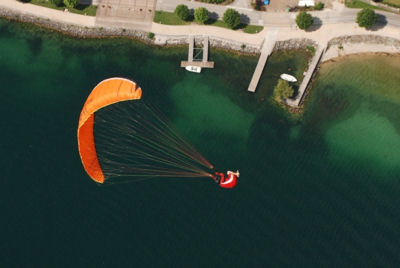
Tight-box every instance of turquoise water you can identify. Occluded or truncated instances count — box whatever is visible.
[1,20,400,267]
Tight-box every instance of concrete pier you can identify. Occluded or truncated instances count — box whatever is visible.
[248,29,278,92]
[286,45,326,107]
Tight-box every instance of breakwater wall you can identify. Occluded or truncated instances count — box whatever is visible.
[323,35,400,61]
[274,38,317,51]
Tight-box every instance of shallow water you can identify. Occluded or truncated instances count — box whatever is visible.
[1,20,400,266]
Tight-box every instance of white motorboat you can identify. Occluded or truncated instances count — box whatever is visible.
[280,73,297,82]
[185,66,202,73]
[298,0,315,7]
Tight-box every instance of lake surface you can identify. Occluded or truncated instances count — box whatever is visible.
[1,20,400,267]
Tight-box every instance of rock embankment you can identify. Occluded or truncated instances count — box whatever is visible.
[0,6,317,55]
[0,8,151,39]
[274,38,317,51]
[323,35,400,61]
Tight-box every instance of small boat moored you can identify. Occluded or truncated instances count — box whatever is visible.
[185,66,202,73]
[280,73,297,82]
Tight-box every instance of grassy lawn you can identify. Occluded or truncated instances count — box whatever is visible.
[154,11,191,25]
[383,0,400,8]
[205,18,229,28]
[243,24,264,34]
[30,0,97,16]
[153,11,264,34]
[344,0,389,10]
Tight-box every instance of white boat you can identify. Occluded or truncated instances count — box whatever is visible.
[280,73,297,82]
[185,66,202,73]
[298,0,315,7]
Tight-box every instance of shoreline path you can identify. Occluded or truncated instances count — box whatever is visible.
[1,0,400,48]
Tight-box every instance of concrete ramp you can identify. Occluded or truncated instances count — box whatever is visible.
[247,29,278,92]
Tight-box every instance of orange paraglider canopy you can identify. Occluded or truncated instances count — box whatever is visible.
[77,78,142,183]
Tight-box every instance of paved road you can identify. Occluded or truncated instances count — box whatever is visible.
[156,0,265,25]
[229,0,251,9]
[312,8,400,28]
[156,0,400,28]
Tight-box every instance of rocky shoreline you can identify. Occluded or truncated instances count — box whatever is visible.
[327,35,400,49]
[274,38,317,51]
[0,8,151,39]
[0,6,319,55]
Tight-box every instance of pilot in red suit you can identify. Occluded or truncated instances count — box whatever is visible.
[213,170,239,188]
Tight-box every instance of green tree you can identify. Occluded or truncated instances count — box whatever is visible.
[356,8,377,28]
[223,8,241,29]
[194,7,209,24]
[273,79,294,102]
[314,2,324,10]
[50,0,63,6]
[174,4,190,21]
[64,0,79,9]
[295,11,313,30]
[147,32,155,39]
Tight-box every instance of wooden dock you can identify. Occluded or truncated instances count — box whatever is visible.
[248,30,278,92]
[181,36,214,69]
[286,46,326,107]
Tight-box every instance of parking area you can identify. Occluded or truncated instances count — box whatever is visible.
[258,0,335,12]
[96,0,156,27]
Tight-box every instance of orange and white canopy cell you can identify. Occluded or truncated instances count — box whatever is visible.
[77,78,142,183]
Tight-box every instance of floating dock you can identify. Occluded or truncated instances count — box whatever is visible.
[286,45,326,107]
[181,36,214,69]
[248,30,278,92]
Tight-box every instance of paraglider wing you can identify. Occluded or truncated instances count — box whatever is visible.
[77,78,142,183]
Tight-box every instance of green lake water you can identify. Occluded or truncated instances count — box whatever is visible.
[1,20,400,267]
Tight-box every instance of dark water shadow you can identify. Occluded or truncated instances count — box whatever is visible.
[247,110,292,155]
[55,35,183,118]
[371,97,400,136]
[26,36,43,56]
[0,19,17,38]
[300,81,363,145]
[368,14,387,31]
[306,17,322,32]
